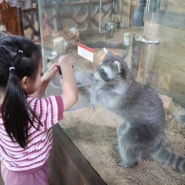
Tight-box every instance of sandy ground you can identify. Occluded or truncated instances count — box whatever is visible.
[60,94,185,185]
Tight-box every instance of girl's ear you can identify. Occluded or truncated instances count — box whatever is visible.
[20,76,30,92]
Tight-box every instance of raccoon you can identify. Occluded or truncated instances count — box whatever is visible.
[88,51,185,172]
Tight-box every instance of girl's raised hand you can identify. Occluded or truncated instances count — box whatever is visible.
[57,55,76,70]
[42,63,59,82]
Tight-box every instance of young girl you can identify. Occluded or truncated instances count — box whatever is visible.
[0,35,78,185]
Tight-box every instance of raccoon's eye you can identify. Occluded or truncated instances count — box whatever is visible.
[99,68,109,82]
[99,68,104,74]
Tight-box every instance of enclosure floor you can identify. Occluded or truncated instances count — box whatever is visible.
[61,94,185,185]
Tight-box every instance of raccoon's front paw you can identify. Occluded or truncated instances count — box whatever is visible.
[78,86,87,94]
[78,86,90,97]
[118,161,138,168]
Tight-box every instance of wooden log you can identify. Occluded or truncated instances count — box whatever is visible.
[78,41,126,49]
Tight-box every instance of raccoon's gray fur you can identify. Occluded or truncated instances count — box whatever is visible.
[90,52,185,172]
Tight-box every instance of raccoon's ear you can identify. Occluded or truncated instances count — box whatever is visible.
[103,48,109,54]
[103,48,114,55]
[112,60,121,73]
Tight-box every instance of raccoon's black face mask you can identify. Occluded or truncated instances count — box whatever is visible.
[93,56,125,82]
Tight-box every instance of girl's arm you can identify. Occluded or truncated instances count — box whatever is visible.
[30,64,59,98]
[58,55,78,110]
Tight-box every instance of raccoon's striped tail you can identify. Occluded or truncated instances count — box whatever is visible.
[151,146,185,173]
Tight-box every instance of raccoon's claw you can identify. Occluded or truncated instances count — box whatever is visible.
[118,161,138,168]
[113,143,119,151]
[118,161,128,168]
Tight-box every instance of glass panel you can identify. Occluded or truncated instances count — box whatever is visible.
[139,0,185,106]
[38,0,141,110]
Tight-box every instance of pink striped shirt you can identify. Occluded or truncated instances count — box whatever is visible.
[0,95,63,172]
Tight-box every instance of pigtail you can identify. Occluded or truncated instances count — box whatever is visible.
[2,68,30,148]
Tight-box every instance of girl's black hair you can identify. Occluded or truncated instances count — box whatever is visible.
[0,35,42,148]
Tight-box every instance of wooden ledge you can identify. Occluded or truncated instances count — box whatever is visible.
[49,124,107,185]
